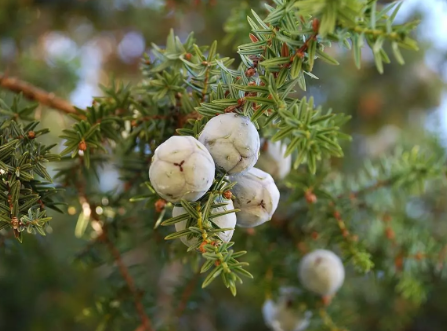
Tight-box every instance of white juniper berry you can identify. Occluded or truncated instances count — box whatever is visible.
[198,113,260,174]
[298,249,345,296]
[149,136,215,203]
[256,140,292,180]
[173,198,237,247]
[262,287,312,331]
[230,167,280,227]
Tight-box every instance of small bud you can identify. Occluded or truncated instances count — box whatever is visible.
[382,214,392,222]
[11,217,19,230]
[415,252,424,261]
[322,295,332,306]
[281,43,289,57]
[115,108,126,116]
[199,241,207,253]
[155,199,166,213]
[394,254,404,271]
[385,227,395,240]
[311,231,319,240]
[185,53,192,61]
[312,18,320,32]
[333,210,341,220]
[223,190,232,200]
[124,182,132,191]
[297,242,307,253]
[78,140,87,151]
[305,190,317,204]
[250,56,260,67]
[224,105,237,113]
[27,131,36,139]
[245,67,256,77]
[249,33,259,43]
[246,228,256,236]
[261,140,269,152]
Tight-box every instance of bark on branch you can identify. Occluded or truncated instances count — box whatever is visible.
[0,73,77,115]
[102,232,154,331]
[79,192,154,331]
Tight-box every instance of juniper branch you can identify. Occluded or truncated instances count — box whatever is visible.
[0,73,80,116]
[176,264,203,317]
[102,231,153,331]
[78,192,153,330]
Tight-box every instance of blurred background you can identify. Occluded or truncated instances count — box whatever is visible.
[1,0,447,330]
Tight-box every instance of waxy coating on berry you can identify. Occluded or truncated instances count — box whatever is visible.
[230,167,280,228]
[199,113,260,175]
[149,136,215,203]
[256,140,292,180]
[298,249,345,296]
[262,287,312,331]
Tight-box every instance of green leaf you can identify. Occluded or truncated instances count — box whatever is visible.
[307,39,317,71]
[201,259,216,273]
[161,213,190,226]
[180,200,199,218]
[291,56,303,79]
[165,229,192,240]
[316,48,339,65]
[207,40,217,61]
[392,42,405,65]
[353,34,363,69]
[202,266,223,288]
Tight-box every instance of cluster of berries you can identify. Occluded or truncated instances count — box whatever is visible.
[149,114,345,330]
[149,113,281,244]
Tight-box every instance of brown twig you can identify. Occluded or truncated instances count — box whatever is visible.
[294,32,318,59]
[340,177,396,200]
[79,192,153,331]
[176,266,203,317]
[0,73,77,115]
[102,231,153,331]
[291,19,319,60]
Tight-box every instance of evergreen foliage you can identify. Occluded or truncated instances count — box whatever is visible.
[1,1,446,330]
[0,96,62,242]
